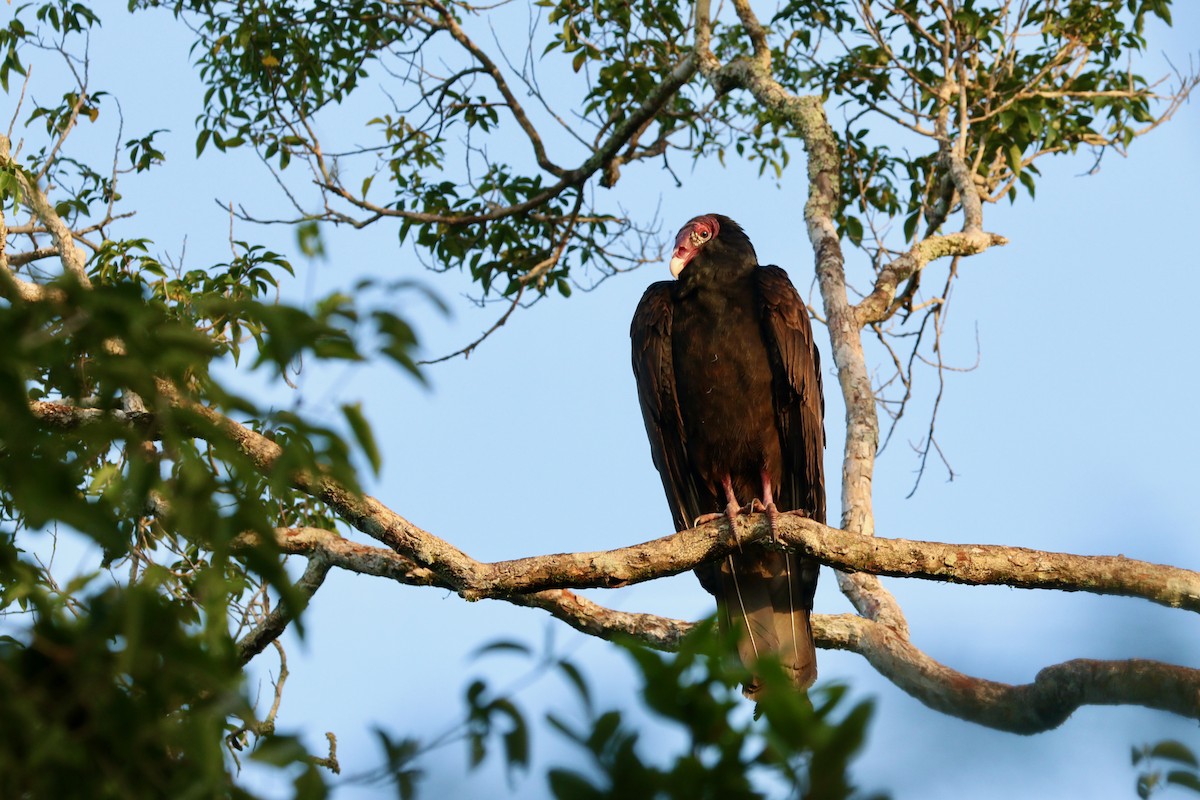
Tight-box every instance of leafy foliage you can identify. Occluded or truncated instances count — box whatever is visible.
[370,626,882,800]
[1134,740,1200,798]
[131,0,666,302]
[0,2,433,793]
[0,579,326,799]
[805,0,1168,227]
[546,623,882,800]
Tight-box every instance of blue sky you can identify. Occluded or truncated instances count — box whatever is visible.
[23,3,1200,798]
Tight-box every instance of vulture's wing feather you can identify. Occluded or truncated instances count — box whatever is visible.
[630,281,709,533]
[755,265,826,522]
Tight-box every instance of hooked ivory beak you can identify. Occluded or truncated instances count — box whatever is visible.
[669,229,698,278]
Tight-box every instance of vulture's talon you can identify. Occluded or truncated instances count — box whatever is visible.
[764,501,782,545]
[724,501,744,552]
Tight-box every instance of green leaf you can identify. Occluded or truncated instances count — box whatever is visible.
[294,766,328,800]
[472,640,533,658]
[548,769,602,800]
[501,709,529,772]
[296,220,326,260]
[557,659,592,712]
[585,710,622,755]
[845,215,864,246]
[1008,144,1024,177]
[1167,770,1200,793]
[342,403,381,475]
[1151,741,1200,768]
[1027,109,1045,139]
[251,735,309,767]
[469,732,486,769]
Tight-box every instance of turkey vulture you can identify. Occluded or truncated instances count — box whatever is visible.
[630,213,825,698]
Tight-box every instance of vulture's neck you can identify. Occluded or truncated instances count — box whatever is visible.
[675,252,756,300]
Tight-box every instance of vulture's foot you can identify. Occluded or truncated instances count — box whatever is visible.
[723,499,745,552]
[757,471,784,544]
[764,501,781,544]
[748,498,782,543]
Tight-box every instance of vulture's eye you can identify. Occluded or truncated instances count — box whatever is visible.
[698,228,711,240]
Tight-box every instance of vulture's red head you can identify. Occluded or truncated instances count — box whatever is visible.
[668,213,757,279]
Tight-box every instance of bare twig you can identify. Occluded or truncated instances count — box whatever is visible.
[417,284,526,365]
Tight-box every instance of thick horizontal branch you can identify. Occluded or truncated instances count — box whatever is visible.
[28,401,157,434]
[773,514,1200,612]
[32,399,1200,615]
[254,526,693,651]
[7,246,61,268]
[476,511,1200,615]
[454,511,1200,615]
[261,527,1200,733]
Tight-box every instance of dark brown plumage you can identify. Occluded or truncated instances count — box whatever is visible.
[630,213,825,698]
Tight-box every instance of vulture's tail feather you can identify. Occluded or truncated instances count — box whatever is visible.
[717,549,818,699]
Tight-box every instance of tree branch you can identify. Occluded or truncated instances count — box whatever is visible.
[854,227,1008,325]
[420,0,566,177]
[0,134,92,288]
[31,396,1200,733]
[235,555,332,666]
[322,53,698,225]
[254,527,1200,734]
[243,510,1200,615]
[822,613,1200,734]
[249,526,694,651]
[30,394,1188,613]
